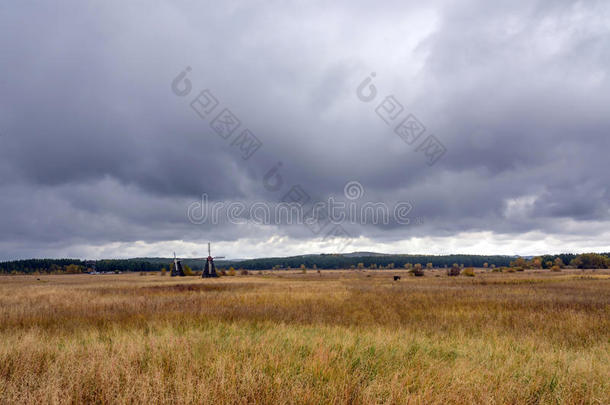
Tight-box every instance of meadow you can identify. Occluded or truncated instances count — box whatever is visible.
[0,269,608,404]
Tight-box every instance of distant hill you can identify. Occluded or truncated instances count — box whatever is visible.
[342,251,390,257]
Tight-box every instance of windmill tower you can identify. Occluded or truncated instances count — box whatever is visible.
[171,252,185,277]
[202,242,224,278]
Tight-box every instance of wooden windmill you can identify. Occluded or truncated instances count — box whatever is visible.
[202,242,224,278]
[171,252,185,277]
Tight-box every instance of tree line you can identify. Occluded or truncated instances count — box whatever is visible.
[2,252,609,274]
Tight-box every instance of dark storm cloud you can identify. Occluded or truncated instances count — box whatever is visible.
[1,0,609,259]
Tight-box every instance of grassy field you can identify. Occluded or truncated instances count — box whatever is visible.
[0,269,608,404]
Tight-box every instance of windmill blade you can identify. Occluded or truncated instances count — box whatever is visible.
[214,256,225,259]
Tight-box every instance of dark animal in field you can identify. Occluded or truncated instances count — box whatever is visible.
[393,276,401,281]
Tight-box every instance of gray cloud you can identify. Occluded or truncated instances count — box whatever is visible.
[1,0,609,260]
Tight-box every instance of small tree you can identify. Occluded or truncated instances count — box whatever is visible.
[183,264,193,276]
[300,264,306,274]
[357,262,364,270]
[461,267,475,277]
[572,253,610,269]
[531,257,542,269]
[65,264,83,274]
[161,267,167,276]
[553,257,564,268]
[404,263,413,270]
[426,263,433,270]
[228,267,236,276]
[483,262,488,269]
[511,257,529,269]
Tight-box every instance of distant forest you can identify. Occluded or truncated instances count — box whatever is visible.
[2,253,609,274]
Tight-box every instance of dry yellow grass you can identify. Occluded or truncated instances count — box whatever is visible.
[0,269,608,404]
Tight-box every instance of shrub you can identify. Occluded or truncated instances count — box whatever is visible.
[240,269,249,276]
[505,267,516,273]
[447,264,460,277]
[160,268,167,276]
[515,267,524,272]
[551,265,561,272]
[219,269,227,276]
[461,267,475,277]
[228,267,236,276]
[411,263,424,277]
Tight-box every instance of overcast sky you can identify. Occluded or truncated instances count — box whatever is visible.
[1,0,609,260]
